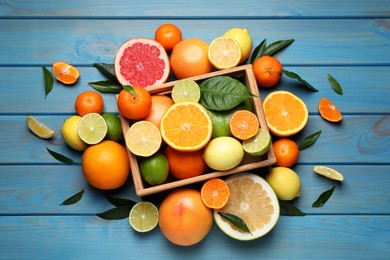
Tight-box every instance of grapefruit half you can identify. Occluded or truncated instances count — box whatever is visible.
[114,38,170,88]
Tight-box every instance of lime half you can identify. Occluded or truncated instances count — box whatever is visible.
[26,116,55,139]
[314,166,344,181]
[129,202,159,233]
[171,79,200,103]
[242,128,271,156]
[77,113,107,145]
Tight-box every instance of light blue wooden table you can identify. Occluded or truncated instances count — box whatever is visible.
[0,1,389,259]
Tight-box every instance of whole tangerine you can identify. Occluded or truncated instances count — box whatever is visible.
[253,56,283,88]
[117,86,152,120]
[74,91,104,116]
[273,138,300,167]
[155,23,182,51]
[143,95,174,129]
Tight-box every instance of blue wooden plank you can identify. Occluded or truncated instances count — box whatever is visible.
[1,0,389,18]
[0,215,388,259]
[0,19,389,65]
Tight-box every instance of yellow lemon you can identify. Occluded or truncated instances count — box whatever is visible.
[266,167,301,201]
[61,115,88,152]
[223,28,253,63]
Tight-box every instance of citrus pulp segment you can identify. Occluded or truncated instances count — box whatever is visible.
[26,116,55,139]
[201,178,230,210]
[160,102,212,151]
[314,165,344,181]
[129,202,159,233]
[171,79,201,103]
[125,121,162,157]
[262,91,308,137]
[77,113,108,145]
[114,38,170,87]
[52,61,80,85]
[214,173,279,241]
[208,36,241,69]
[242,128,272,156]
[318,97,342,122]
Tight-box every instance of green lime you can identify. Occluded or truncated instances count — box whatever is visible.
[77,113,107,145]
[242,128,272,156]
[101,113,123,142]
[171,79,200,103]
[129,201,159,232]
[139,152,169,185]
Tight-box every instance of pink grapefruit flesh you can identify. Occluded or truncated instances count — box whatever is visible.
[114,38,170,88]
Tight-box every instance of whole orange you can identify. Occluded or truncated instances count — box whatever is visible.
[74,91,104,116]
[117,86,152,120]
[155,23,182,51]
[143,95,174,129]
[253,56,283,88]
[273,138,300,167]
[170,38,213,79]
[164,146,207,179]
[82,140,130,190]
[159,188,213,246]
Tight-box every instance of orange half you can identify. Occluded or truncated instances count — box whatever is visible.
[201,178,230,209]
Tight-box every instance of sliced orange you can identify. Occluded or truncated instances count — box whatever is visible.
[160,101,212,151]
[318,97,342,122]
[262,91,308,137]
[201,178,230,209]
[52,61,80,85]
[229,110,259,140]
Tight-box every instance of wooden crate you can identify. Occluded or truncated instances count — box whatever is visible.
[119,64,276,197]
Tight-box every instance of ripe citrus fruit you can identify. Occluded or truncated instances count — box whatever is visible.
[142,94,174,130]
[101,113,123,142]
[273,138,300,167]
[114,38,170,87]
[201,178,230,209]
[170,38,213,79]
[52,61,79,85]
[159,188,213,246]
[77,113,108,145]
[74,91,104,117]
[164,146,207,180]
[82,140,130,190]
[318,97,342,122]
[229,110,259,140]
[61,115,88,151]
[171,79,201,103]
[125,121,162,157]
[160,102,212,151]
[139,152,169,186]
[242,128,272,156]
[253,56,283,88]
[214,173,279,241]
[314,165,344,181]
[129,201,159,233]
[262,91,309,137]
[223,28,253,63]
[26,116,55,139]
[117,86,152,120]
[203,136,244,171]
[208,36,241,69]
[266,167,301,201]
[155,23,182,51]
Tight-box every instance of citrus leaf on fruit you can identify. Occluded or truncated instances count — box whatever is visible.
[299,130,322,150]
[88,80,122,93]
[327,73,343,95]
[282,70,318,92]
[123,85,136,96]
[104,195,137,207]
[46,148,75,164]
[97,206,132,220]
[250,39,267,64]
[312,186,336,208]
[279,200,306,216]
[60,190,84,206]
[93,63,117,81]
[199,76,255,111]
[217,212,252,234]
[42,66,54,98]
[264,39,295,56]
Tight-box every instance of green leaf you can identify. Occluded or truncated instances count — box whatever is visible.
[264,39,295,56]
[282,70,318,92]
[60,190,84,206]
[88,80,123,93]
[93,63,117,81]
[104,195,137,207]
[199,76,256,111]
[42,66,54,98]
[97,206,132,220]
[46,148,75,164]
[217,212,252,234]
[312,186,336,207]
[327,73,343,95]
[299,130,322,150]
[250,39,267,64]
[279,200,306,216]
[123,85,136,97]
